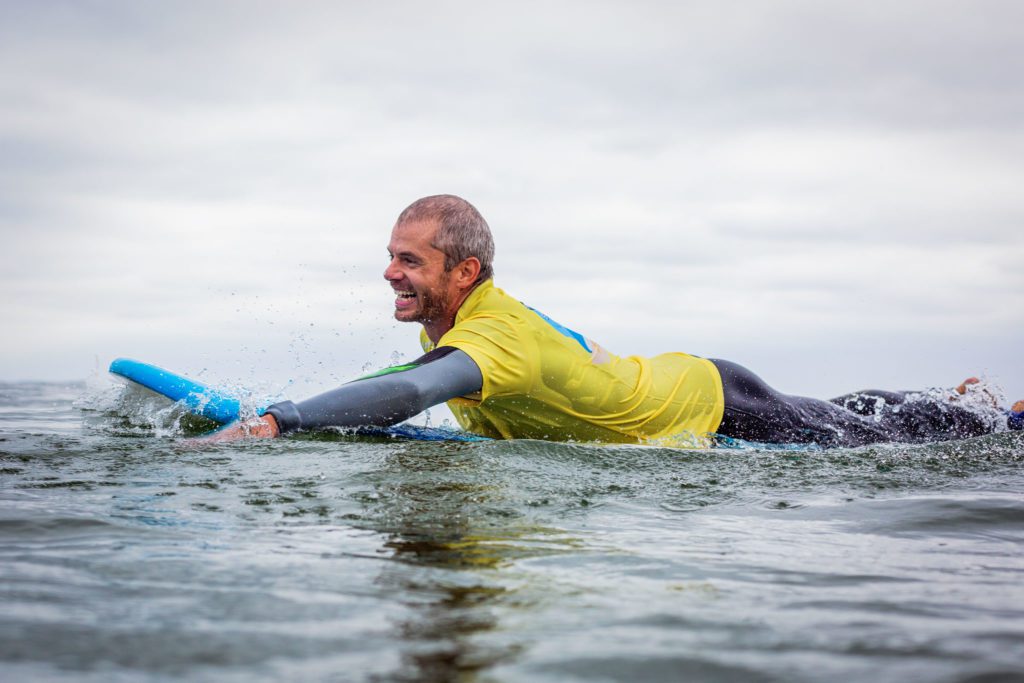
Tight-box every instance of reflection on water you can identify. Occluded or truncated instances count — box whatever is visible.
[370,444,580,682]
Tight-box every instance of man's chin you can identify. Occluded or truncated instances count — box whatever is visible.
[393,308,419,323]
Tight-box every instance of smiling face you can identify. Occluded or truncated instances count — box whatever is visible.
[384,219,467,341]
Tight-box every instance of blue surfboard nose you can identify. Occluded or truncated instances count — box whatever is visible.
[109,358,245,424]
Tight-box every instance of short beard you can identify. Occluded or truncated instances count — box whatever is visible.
[414,270,452,325]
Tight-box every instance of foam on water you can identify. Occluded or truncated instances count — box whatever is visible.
[73,373,288,438]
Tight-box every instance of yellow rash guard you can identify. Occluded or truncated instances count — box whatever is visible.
[419,280,725,444]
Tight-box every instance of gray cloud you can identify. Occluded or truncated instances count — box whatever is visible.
[1,1,1021,400]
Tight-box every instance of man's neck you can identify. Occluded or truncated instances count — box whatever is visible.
[423,280,484,344]
[423,317,455,345]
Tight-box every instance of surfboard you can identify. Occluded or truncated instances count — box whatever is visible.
[109,358,247,424]
[107,358,488,442]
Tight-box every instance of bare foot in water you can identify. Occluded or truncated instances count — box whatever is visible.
[952,376,1002,409]
[956,378,1024,424]
[956,377,980,395]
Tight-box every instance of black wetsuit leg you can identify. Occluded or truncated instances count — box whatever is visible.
[828,389,992,443]
[829,390,909,416]
[711,359,889,447]
[711,359,992,447]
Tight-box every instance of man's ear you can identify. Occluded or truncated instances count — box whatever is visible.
[454,257,482,287]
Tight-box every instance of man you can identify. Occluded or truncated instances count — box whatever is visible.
[212,195,1022,446]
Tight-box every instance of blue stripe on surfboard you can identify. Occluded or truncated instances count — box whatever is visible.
[364,423,489,442]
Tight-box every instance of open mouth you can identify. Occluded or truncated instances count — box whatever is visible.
[395,289,417,308]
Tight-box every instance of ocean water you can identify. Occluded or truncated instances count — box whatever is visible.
[1,380,1023,683]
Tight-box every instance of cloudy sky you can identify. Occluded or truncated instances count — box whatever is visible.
[2,0,1022,405]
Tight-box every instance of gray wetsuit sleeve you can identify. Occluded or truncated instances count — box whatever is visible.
[264,347,482,434]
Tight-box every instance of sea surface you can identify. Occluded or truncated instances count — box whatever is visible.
[1,380,1023,682]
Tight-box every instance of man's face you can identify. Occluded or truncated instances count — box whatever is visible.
[384,220,457,325]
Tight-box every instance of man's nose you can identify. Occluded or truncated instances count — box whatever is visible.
[383,258,399,281]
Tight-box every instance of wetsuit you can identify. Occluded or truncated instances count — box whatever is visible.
[266,280,1004,447]
[712,360,996,447]
[266,347,481,434]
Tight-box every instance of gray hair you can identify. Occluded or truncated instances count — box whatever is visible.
[396,194,495,282]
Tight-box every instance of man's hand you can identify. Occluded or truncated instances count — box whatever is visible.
[200,414,280,443]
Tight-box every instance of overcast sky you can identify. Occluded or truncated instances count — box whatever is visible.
[2,0,1022,405]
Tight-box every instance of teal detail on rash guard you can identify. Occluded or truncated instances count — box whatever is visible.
[525,306,592,353]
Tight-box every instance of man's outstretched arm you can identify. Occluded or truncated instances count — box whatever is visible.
[202,348,482,441]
